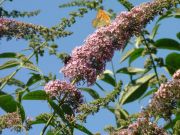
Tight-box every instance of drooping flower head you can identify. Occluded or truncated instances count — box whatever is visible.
[0,18,70,40]
[173,69,180,80]
[61,0,176,85]
[0,112,22,132]
[112,117,168,135]
[147,69,180,119]
[44,80,83,110]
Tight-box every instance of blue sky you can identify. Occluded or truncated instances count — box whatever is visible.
[0,0,179,135]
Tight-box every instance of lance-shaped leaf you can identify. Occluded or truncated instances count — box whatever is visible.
[120,48,144,64]
[61,104,74,116]
[129,48,144,64]
[165,52,180,75]
[154,38,180,51]
[139,88,157,101]
[150,24,160,39]
[79,87,100,99]
[120,74,155,105]
[0,52,18,58]
[21,61,41,72]
[48,100,69,124]
[23,90,48,100]
[117,0,134,11]
[95,82,106,92]
[0,94,17,112]
[29,113,55,126]
[26,73,42,87]
[74,124,93,135]
[0,60,20,70]
[17,103,26,122]
[177,32,180,40]
[115,106,129,127]
[0,75,25,88]
[116,67,146,75]
[120,48,135,63]
[97,70,116,86]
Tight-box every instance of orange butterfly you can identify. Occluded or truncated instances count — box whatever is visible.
[92,9,111,28]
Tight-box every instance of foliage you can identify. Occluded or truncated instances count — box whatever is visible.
[0,0,180,135]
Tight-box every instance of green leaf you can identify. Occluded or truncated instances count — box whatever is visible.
[106,106,115,113]
[74,124,93,135]
[46,129,55,135]
[26,73,42,87]
[173,120,180,134]
[23,90,48,100]
[116,67,146,75]
[115,106,129,127]
[35,53,39,64]
[6,78,25,88]
[95,82,106,92]
[154,38,180,51]
[0,95,17,112]
[135,36,143,48]
[79,87,100,99]
[17,103,26,122]
[0,60,19,70]
[61,104,74,116]
[164,115,180,130]
[177,32,180,40]
[21,62,41,72]
[117,0,134,11]
[120,48,135,63]
[165,52,180,75]
[120,74,155,105]
[0,52,17,58]
[120,48,144,64]
[97,70,116,86]
[139,88,157,101]
[48,100,67,123]
[174,8,180,18]
[29,119,49,125]
[0,76,25,88]
[129,48,144,64]
[150,24,160,39]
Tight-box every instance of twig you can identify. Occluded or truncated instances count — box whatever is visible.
[142,34,160,87]
[40,79,77,135]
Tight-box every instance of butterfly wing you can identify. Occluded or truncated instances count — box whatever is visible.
[92,9,111,28]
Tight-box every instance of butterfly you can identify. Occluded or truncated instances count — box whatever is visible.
[92,9,111,28]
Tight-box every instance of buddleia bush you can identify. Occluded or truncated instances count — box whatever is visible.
[0,0,179,135]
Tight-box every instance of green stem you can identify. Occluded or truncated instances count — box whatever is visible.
[142,34,160,87]
[40,80,77,135]
[128,63,133,84]
[40,111,56,135]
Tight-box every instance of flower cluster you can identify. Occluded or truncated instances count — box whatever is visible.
[0,18,71,40]
[112,69,180,134]
[61,0,176,85]
[173,69,180,80]
[147,69,180,119]
[0,112,22,132]
[44,80,83,110]
[112,118,168,135]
